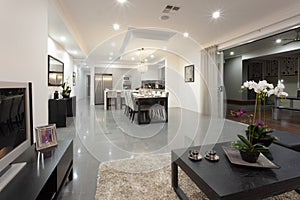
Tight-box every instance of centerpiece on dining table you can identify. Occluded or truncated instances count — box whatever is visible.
[230,80,288,163]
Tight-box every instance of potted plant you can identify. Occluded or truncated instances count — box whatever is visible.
[245,124,277,147]
[231,134,269,163]
[61,81,71,98]
[231,80,288,162]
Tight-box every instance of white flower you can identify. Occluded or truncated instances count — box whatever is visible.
[278,91,288,98]
[267,89,275,97]
[277,82,285,89]
[243,81,250,88]
[241,80,288,98]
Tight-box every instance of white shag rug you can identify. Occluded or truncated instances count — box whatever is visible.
[95,153,300,200]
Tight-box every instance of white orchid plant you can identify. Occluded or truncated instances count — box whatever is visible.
[241,80,288,126]
[231,80,288,151]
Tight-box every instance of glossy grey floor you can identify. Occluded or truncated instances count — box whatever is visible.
[57,99,246,200]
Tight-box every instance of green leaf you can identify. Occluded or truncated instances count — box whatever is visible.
[237,134,252,147]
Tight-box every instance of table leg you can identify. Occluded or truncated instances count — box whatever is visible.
[165,98,168,122]
[137,101,141,124]
[172,161,188,200]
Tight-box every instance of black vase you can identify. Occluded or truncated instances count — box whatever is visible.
[54,91,59,99]
[240,151,260,163]
[62,92,70,98]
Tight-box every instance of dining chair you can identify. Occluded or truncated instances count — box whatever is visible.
[128,93,150,123]
[106,90,118,109]
[120,90,126,110]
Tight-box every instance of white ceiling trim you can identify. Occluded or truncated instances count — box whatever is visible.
[218,14,300,51]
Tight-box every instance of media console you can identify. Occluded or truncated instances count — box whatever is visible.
[0,139,73,200]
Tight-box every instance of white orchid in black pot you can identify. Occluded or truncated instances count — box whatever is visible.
[231,80,288,163]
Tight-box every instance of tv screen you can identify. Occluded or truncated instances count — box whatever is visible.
[0,82,32,190]
[0,88,27,160]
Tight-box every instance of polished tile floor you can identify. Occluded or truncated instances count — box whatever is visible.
[57,98,248,199]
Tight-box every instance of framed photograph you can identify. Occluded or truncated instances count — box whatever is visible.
[73,71,76,86]
[185,65,194,82]
[35,124,58,151]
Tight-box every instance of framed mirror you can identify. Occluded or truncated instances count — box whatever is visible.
[48,55,64,86]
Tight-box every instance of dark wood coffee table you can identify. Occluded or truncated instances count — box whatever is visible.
[172,142,300,200]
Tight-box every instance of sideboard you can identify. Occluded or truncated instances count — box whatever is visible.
[0,139,73,200]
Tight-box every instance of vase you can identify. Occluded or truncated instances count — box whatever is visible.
[62,92,70,98]
[54,91,59,99]
[239,151,260,163]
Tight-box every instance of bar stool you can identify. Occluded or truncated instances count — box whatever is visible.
[106,90,117,109]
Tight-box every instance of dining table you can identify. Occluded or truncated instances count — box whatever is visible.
[133,93,168,124]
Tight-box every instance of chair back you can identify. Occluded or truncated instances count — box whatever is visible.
[107,90,117,98]
[162,91,169,97]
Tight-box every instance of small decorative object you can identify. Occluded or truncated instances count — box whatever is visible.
[205,149,219,161]
[54,90,59,99]
[230,80,288,163]
[35,124,58,151]
[188,149,202,161]
[61,80,71,98]
[222,146,279,168]
[185,65,194,82]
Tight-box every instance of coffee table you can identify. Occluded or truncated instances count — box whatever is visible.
[172,142,300,200]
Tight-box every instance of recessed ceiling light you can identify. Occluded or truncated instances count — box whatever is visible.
[144,59,148,62]
[212,11,220,19]
[72,50,78,55]
[131,57,135,61]
[113,23,120,30]
[117,0,127,4]
[183,32,189,38]
[230,51,234,56]
[109,52,114,56]
[150,55,154,58]
[111,42,116,47]
[160,15,170,21]
[60,36,66,41]
[276,39,282,43]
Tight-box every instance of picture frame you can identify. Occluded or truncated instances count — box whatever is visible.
[185,65,194,82]
[72,71,76,86]
[35,124,58,151]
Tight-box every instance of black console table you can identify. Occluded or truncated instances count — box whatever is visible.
[0,140,73,200]
[49,96,76,127]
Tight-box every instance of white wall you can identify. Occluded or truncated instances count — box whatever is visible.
[165,54,182,108]
[224,57,243,100]
[0,0,48,127]
[47,37,75,99]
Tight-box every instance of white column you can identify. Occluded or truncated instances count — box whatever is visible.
[90,66,95,106]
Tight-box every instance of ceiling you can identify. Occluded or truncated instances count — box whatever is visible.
[48,0,300,66]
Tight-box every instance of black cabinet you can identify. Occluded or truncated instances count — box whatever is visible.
[65,96,76,117]
[48,96,76,127]
[49,99,67,127]
[0,140,73,200]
